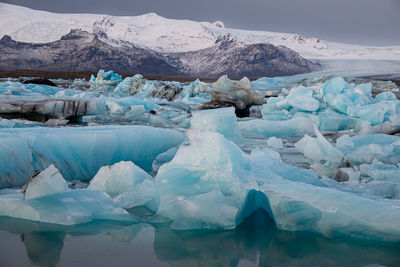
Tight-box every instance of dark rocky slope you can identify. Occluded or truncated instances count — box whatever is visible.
[164,34,319,78]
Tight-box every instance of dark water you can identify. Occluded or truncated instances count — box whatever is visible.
[0,211,399,267]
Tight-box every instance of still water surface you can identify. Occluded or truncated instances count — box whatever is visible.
[0,211,399,267]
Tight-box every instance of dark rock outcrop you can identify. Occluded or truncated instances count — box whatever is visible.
[22,78,57,86]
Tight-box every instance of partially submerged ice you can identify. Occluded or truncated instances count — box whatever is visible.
[0,189,128,225]
[88,161,157,210]
[0,165,128,225]
[155,130,262,230]
[0,125,185,188]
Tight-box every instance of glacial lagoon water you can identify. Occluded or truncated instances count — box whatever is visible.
[1,211,399,267]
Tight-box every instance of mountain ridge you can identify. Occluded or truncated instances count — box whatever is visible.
[1,2,399,60]
[0,30,318,78]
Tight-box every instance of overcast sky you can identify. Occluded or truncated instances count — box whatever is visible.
[2,0,400,46]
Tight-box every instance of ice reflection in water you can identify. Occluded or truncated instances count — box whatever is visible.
[0,210,399,267]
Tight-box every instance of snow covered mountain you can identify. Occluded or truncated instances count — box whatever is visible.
[0,30,317,78]
[1,2,399,61]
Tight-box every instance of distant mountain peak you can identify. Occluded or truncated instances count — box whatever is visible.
[0,3,399,61]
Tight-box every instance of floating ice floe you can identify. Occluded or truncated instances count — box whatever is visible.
[0,165,129,225]
[88,161,157,210]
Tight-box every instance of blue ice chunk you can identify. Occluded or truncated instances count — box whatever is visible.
[353,83,372,97]
[90,70,122,91]
[336,134,400,164]
[343,91,370,106]
[352,103,385,125]
[322,77,348,96]
[311,111,369,132]
[238,117,314,138]
[0,81,63,96]
[250,76,301,91]
[0,125,185,188]
[249,147,323,186]
[287,96,320,112]
[360,160,400,183]
[261,97,292,121]
[88,161,157,210]
[112,74,144,96]
[295,125,347,177]
[277,86,320,112]
[329,94,354,114]
[190,107,242,143]
[260,178,400,241]
[156,130,260,230]
[24,164,70,200]
[375,91,397,103]
[0,189,128,225]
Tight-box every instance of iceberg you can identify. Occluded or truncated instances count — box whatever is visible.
[260,177,400,241]
[0,164,128,225]
[155,130,262,230]
[0,189,128,225]
[238,117,314,138]
[0,125,185,188]
[90,70,122,91]
[279,86,320,112]
[295,125,348,178]
[190,107,242,143]
[88,161,157,210]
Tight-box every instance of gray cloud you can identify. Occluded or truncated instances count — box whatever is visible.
[1,0,399,45]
